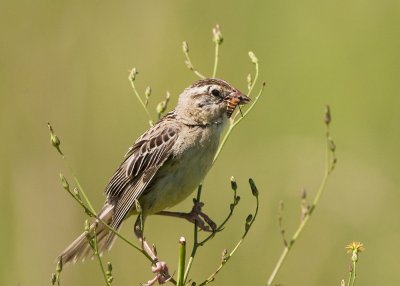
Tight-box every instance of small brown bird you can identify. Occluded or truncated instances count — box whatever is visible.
[59,78,250,268]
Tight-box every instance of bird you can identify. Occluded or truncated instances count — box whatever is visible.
[58,78,250,270]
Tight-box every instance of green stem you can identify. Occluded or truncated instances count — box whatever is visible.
[213,82,265,165]
[198,188,259,286]
[183,50,206,79]
[183,185,202,284]
[350,260,357,286]
[92,227,110,286]
[266,127,336,286]
[61,155,96,214]
[198,186,238,246]
[212,43,219,78]
[347,268,353,286]
[129,80,153,125]
[63,184,154,262]
[177,237,186,286]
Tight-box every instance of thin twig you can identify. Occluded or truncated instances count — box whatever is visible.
[213,81,265,165]
[266,110,337,286]
[197,179,259,286]
[212,43,219,78]
[182,45,206,79]
[128,70,154,126]
[183,185,202,284]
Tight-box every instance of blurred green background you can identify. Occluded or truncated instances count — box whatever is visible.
[1,0,399,285]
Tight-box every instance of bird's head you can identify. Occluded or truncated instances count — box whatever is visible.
[176,78,250,126]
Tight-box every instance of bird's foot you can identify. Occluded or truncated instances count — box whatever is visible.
[188,200,217,232]
[156,200,217,232]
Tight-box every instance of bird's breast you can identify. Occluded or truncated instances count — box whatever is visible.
[139,124,224,215]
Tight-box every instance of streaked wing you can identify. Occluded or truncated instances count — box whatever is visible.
[105,115,179,229]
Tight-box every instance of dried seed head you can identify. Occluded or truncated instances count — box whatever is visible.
[129,68,138,82]
[279,200,284,212]
[182,41,189,53]
[156,91,170,117]
[324,105,331,125]
[51,273,57,285]
[301,188,307,199]
[212,24,223,45]
[56,258,63,272]
[59,173,69,191]
[145,86,151,98]
[248,51,258,64]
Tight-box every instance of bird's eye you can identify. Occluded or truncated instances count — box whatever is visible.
[211,89,221,97]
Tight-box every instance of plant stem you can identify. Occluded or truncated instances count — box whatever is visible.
[212,43,219,78]
[266,124,336,286]
[183,185,202,284]
[129,79,153,125]
[198,182,259,286]
[91,227,110,286]
[183,50,206,79]
[213,81,265,165]
[350,260,357,286]
[177,237,186,286]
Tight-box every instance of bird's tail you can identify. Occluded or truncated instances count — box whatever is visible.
[58,203,120,264]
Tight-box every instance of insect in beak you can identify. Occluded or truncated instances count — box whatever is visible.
[224,91,251,118]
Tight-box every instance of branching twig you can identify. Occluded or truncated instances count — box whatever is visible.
[197,179,259,286]
[182,41,206,79]
[128,68,154,126]
[86,222,111,285]
[49,124,155,264]
[266,105,338,286]
[212,25,223,78]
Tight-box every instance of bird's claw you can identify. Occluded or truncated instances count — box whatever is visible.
[190,201,217,232]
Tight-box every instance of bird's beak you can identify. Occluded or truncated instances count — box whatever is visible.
[225,91,251,118]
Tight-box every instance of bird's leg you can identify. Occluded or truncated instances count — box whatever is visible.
[134,216,171,285]
[156,200,217,232]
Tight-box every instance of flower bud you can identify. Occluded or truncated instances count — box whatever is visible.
[324,105,331,125]
[182,41,189,53]
[84,219,90,232]
[129,68,138,82]
[145,86,151,98]
[59,173,69,191]
[56,258,63,272]
[51,273,57,285]
[48,123,63,155]
[212,24,223,45]
[107,261,113,273]
[230,176,237,191]
[248,51,258,64]
[249,178,259,197]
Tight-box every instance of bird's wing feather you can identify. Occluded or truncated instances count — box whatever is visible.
[104,116,179,229]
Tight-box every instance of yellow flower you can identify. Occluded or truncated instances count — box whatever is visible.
[346,241,365,253]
